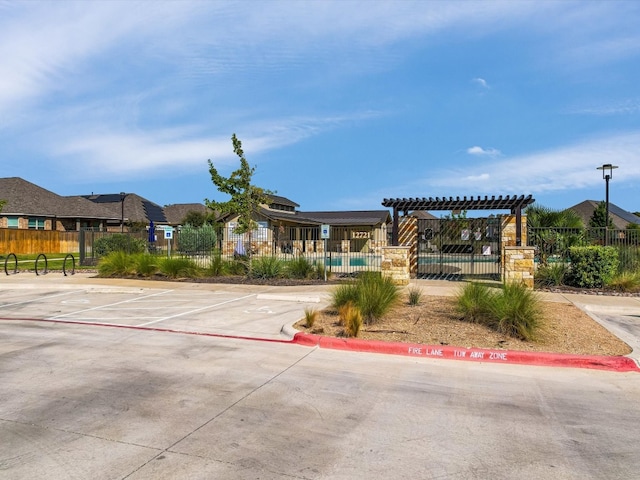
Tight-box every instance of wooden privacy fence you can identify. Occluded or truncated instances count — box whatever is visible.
[0,229,79,255]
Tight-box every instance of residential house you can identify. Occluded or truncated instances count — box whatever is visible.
[568,200,640,230]
[164,203,211,226]
[216,194,391,255]
[0,177,119,231]
[81,193,168,230]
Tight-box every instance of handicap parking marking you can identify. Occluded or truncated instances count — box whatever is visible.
[244,306,274,314]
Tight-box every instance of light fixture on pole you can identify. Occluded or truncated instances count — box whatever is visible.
[120,192,126,233]
[596,164,618,246]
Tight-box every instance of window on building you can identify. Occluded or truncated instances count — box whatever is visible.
[28,217,46,230]
[7,216,19,229]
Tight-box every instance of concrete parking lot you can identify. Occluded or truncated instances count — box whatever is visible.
[2,273,640,479]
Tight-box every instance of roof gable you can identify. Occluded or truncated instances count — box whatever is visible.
[0,177,117,219]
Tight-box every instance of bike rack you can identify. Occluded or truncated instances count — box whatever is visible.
[3,253,76,276]
[4,253,18,275]
[35,254,48,276]
[63,254,76,276]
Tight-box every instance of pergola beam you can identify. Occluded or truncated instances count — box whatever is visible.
[382,195,535,246]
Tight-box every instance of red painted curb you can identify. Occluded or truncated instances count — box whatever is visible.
[3,317,637,372]
[292,333,640,372]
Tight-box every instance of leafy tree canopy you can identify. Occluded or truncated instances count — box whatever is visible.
[0,199,6,213]
[205,134,273,236]
[181,210,216,227]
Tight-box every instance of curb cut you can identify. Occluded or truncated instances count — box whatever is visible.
[291,332,640,373]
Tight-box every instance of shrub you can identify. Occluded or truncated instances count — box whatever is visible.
[159,257,200,278]
[227,257,248,275]
[309,260,329,281]
[340,302,362,337]
[177,224,217,255]
[606,271,640,293]
[97,251,136,277]
[567,246,619,288]
[407,286,423,306]
[331,272,399,325]
[205,251,231,276]
[455,281,542,341]
[94,233,146,256]
[535,262,569,287]
[489,282,542,341]
[332,282,359,310]
[286,256,315,279]
[133,253,158,277]
[303,308,318,328]
[251,256,284,279]
[455,282,494,323]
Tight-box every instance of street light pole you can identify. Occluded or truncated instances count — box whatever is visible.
[596,164,618,246]
[120,192,126,233]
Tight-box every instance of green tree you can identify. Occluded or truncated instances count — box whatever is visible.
[525,204,584,265]
[589,201,614,229]
[525,204,583,228]
[182,210,206,227]
[0,199,6,213]
[205,134,273,275]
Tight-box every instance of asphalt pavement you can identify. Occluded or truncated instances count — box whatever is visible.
[1,272,639,371]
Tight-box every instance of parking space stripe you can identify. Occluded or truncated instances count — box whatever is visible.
[0,290,83,308]
[136,293,257,327]
[49,290,174,320]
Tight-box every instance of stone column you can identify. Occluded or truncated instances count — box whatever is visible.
[381,245,410,285]
[502,246,535,289]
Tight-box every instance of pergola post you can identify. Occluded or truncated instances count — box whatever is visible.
[392,208,399,246]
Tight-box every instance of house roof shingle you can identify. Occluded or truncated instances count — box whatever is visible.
[568,200,640,229]
[0,177,118,220]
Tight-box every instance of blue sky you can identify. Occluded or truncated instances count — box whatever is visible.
[1,0,639,215]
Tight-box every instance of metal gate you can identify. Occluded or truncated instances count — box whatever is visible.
[417,217,501,279]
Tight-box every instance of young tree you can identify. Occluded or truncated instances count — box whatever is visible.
[205,134,272,275]
[589,201,614,229]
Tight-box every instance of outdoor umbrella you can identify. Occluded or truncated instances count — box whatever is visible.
[148,220,155,243]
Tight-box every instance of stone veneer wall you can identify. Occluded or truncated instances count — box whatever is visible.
[381,245,410,285]
[500,214,527,246]
[502,246,535,289]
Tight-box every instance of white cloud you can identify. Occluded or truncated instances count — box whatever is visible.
[429,132,640,195]
[472,77,489,89]
[45,111,383,180]
[467,146,501,157]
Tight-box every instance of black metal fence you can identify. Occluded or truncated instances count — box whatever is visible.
[527,227,640,272]
[79,225,386,276]
[417,217,502,280]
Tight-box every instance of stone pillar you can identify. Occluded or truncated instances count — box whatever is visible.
[381,245,410,285]
[500,214,527,246]
[502,246,535,289]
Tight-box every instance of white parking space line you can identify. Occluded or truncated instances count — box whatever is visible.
[49,290,174,320]
[136,293,257,327]
[0,290,83,308]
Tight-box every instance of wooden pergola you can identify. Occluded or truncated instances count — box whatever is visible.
[382,195,535,246]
